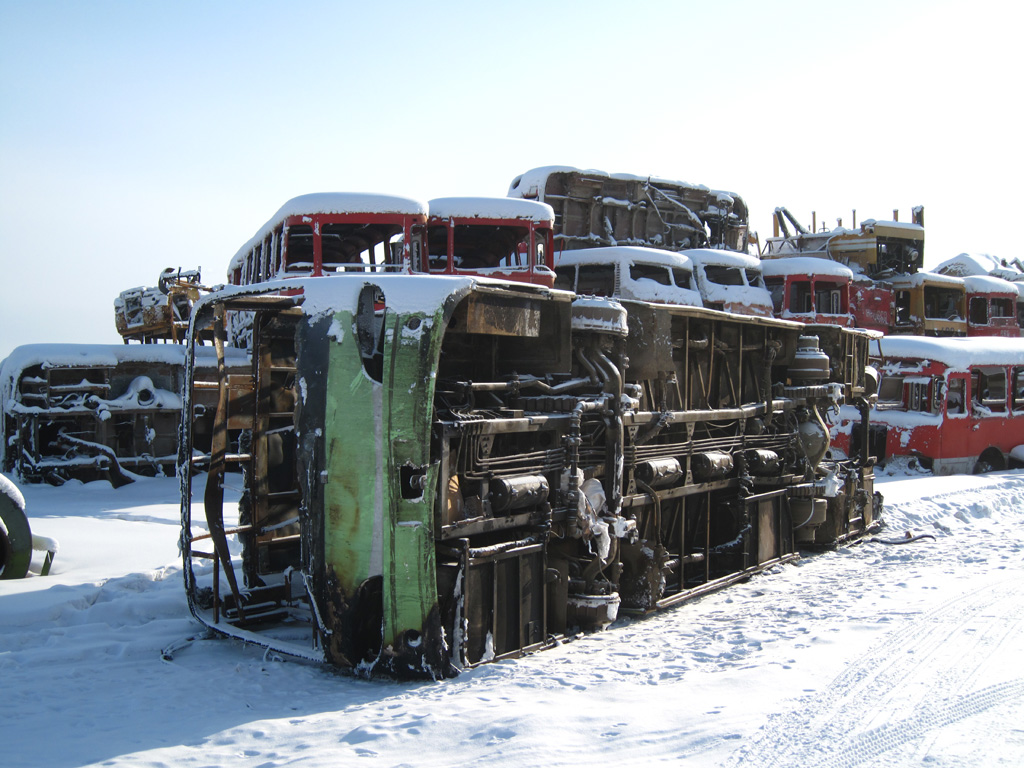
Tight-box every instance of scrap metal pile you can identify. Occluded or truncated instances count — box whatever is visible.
[3,172,907,668]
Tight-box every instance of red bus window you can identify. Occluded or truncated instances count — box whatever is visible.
[815,283,843,314]
[969,297,988,325]
[947,377,966,414]
[992,298,1014,318]
[536,235,548,267]
[792,281,812,312]
[878,375,904,405]
[285,225,315,273]
[1013,368,1024,411]
[426,225,450,272]
[973,368,1007,413]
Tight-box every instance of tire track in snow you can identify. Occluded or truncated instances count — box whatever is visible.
[817,678,1024,768]
[725,575,1024,767]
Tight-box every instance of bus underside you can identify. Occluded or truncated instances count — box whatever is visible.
[180,277,880,679]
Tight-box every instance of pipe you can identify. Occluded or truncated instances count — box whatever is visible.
[566,398,604,537]
[581,535,619,592]
[634,477,662,543]
[763,340,779,421]
[465,376,593,395]
[594,349,625,516]
[575,348,601,385]
[781,207,809,235]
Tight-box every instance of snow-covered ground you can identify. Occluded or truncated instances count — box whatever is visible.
[3,468,1023,768]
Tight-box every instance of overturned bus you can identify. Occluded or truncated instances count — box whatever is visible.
[1,344,249,485]
[179,270,880,679]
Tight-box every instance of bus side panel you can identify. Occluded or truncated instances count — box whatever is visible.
[321,304,448,678]
[322,309,390,669]
[377,304,450,677]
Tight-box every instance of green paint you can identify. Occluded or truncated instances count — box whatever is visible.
[322,301,448,657]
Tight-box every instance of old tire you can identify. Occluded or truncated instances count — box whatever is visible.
[972,448,1006,475]
[0,489,32,579]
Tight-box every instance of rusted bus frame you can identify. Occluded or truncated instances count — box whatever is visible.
[230,207,427,287]
[3,352,197,485]
[176,273,879,677]
[422,204,557,288]
[179,289,309,654]
[510,168,750,254]
[613,300,806,602]
[637,305,880,551]
[437,536,554,668]
[652,489,797,611]
[619,300,803,416]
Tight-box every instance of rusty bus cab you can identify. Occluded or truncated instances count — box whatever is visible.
[420,197,557,287]
[889,272,967,337]
[227,193,428,287]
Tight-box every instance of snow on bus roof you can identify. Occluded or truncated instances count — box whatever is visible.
[230,193,428,274]
[861,219,925,235]
[887,271,964,289]
[962,274,1019,294]
[273,192,428,219]
[935,252,1024,282]
[759,257,854,279]
[428,197,554,223]
[200,273,496,324]
[879,335,1024,368]
[935,252,1005,277]
[555,245,693,269]
[507,165,731,200]
[682,248,761,269]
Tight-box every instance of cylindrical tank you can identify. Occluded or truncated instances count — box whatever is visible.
[490,474,551,514]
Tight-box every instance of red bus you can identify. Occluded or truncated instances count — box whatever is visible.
[862,335,1024,474]
[761,256,855,327]
[227,193,428,286]
[420,197,556,287]
[963,275,1020,337]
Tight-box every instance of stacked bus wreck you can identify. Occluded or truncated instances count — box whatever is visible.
[760,206,927,335]
[177,189,882,679]
[763,207,1024,471]
[512,168,879,541]
[507,166,750,253]
[0,343,248,485]
[180,276,879,678]
[0,265,245,486]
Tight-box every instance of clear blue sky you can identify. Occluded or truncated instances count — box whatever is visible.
[2,0,1020,359]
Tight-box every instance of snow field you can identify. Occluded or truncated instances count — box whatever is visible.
[1,470,1023,767]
